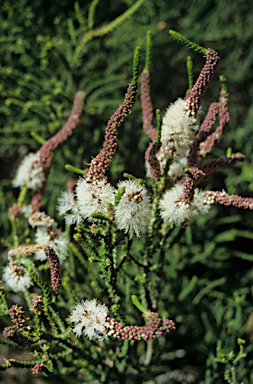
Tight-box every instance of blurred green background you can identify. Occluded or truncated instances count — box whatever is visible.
[1,0,253,382]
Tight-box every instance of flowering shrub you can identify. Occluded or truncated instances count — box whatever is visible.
[0,30,252,383]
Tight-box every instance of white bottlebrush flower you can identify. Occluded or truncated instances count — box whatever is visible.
[34,227,68,262]
[69,299,109,340]
[76,178,115,221]
[161,98,199,158]
[160,183,210,226]
[168,157,188,182]
[114,179,151,238]
[57,191,82,226]
[2,258,33,292]
[12,152,45,190]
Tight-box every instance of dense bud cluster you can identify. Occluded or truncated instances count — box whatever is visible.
[107,313,175,341]
[44,246,61,291]
[86,82,138,182]
[140,70,157,141]
[185,49,220,118]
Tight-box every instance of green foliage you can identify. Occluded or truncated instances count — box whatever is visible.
[169,29,207,55]
[155,108,162,143]
[187,55,193,91]
[145,30,152,72]
[1,1,253,383]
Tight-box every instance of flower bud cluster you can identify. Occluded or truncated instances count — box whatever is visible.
[31,363,44,374]
[44,246,61,291]
[199,90,230,156]
[86,82,138,182]
[145,141,161,182]
[185,49,220,118]
[140,70,157,141]
[39,91,85,169]
[8,204,22,220]
[106,313,175,341]
[3,304,33,346]
[202,191,253,209]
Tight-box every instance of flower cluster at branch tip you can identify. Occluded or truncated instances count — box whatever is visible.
[69,299,175,341]
[161,98,200,159]
[28,211,55,227]
[115,179,151,238]
[160,183,210,226]
[185,49,220,118]
[34,225,68,262]
[69,299,109,340]
[3,258,33,293]
[12,152,45,191]
[3,304,33,346]
[31,363,44,374]
[199,90,230,157]
[57,190,83,226]
[44,246,61,292]
[76,178,116,221]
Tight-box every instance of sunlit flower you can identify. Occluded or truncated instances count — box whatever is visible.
[57,191,82,226]
[161,98,199,158]
[2,258,33,292]
[160,183,210,226]
[34,226,68,262]
[69,299,109,340]
[114,179,151,238]
[76,178,115,221]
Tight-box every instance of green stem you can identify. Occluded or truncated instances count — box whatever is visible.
[169,30,207,55]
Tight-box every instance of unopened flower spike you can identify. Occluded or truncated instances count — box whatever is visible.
[187,76,230,166]
[202,190,253,210]
[28,91,86,214]
[86,47,141,182]
[39,91,86,170]
[199,78,230,157]
[44,246,61,292]
[141,31,157,141]
[169,30,220,119]
[144,109,163,182]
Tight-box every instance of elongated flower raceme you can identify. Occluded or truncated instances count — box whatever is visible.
[140,70,157,141]
[85,81,138,182]
[44,246,61,292]
[39,91,86,170]
[69,299,176,341]
[114,179,151,238]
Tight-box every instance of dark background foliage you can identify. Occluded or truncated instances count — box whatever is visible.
[1,0,253,383]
